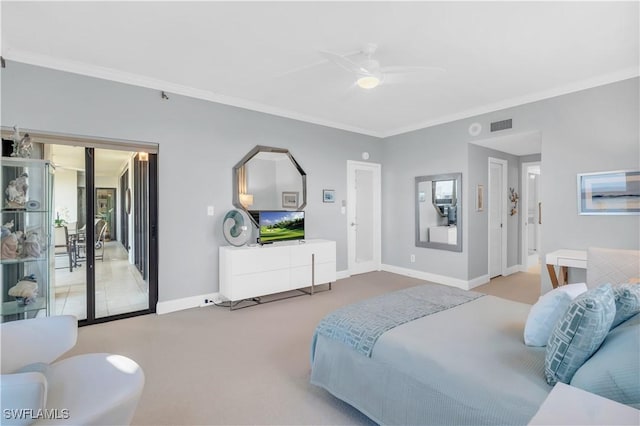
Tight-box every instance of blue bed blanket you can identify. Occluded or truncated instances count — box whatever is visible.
[311,284,484,359]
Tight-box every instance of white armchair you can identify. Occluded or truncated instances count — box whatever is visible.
[1,316,144,425]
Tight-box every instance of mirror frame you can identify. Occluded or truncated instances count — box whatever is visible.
[232,145,307,226]
[415,172,462,252]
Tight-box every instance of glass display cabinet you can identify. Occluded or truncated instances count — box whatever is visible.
[1,158,53,322]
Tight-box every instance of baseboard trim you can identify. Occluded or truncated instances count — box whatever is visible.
[156,292,222,315]
[157,269,350,314]
[504,265,522,276]
[381,264,470,290]
[336,270,351,280]
[468,274,490,289]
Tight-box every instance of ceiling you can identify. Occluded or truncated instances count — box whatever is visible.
[2,2,638,138]
[50,145,132,177]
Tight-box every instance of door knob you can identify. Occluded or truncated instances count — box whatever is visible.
[350,222,357,227]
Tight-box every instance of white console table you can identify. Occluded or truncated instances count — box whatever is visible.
[545,250,587,288]
[219,239,336,308]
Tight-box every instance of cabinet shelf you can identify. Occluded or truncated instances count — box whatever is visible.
[0,297,46,316]
[1,256,48,265]
[1,209,49,214]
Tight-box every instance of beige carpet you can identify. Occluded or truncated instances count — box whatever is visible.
[474,265,541,305]
[65,270,540,425]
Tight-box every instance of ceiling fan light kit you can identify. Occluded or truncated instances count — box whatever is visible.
[357,75,380,89]
[318,43,444,91]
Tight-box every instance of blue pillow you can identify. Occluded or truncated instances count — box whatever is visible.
[571,314,640,408]
[523,283,587,347]
[544,284,616,385]
[611,284,640,329]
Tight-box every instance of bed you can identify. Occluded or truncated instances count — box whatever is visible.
[310,284,552,425]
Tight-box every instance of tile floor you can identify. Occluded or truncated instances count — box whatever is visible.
[53,241,149,319]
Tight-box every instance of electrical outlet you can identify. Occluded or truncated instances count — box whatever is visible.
[410,254,416,263]
[199,298,216,307]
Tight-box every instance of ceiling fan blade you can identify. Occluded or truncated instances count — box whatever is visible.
[381,65,446,75]
[319,50,370,75]
[274,59,328,79]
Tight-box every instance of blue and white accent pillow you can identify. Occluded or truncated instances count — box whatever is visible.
[544,283,616,385]
[524,283,587,346]
[611,284,640,329]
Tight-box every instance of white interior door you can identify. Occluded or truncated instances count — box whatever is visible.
[347,161,381,275]
[488,158,507,278]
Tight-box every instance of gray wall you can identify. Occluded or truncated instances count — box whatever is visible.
[1,61,383,302]
[381,124,469,280]
[382,77,639,289]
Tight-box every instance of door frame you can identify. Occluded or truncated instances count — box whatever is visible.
[347,160,381,275]
[34,128,158,326]
[487,157,508,278]
[521,161,541,269]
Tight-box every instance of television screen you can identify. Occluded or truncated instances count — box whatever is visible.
[259,211,305,243]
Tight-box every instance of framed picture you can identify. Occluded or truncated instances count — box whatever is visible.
[476,184,484,212]
[323,189,335,203]
[577,170,640,215]
[282,191,298,208]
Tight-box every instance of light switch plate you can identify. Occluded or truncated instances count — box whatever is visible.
[207,206,214,216]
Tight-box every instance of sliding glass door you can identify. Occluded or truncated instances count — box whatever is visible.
[50,144,157,324]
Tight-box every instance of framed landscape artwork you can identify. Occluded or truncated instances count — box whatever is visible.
[577,170,640,215]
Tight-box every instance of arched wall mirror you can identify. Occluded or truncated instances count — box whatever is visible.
[233,145,307,226]
[415,172,462,252]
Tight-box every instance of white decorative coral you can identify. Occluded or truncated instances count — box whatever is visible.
[8,280,38,303]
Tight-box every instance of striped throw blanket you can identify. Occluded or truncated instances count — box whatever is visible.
[312,284,484,359]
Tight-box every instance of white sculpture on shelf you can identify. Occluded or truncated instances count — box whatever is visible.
[8,277,38,305]
[11,125,33,158]
[22,231,42,258]
[5,172,29,209]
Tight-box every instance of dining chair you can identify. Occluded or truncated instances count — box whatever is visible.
[76,219,108,262]
[53,226,73,272]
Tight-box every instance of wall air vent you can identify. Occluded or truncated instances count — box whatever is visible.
[490,119,512,132]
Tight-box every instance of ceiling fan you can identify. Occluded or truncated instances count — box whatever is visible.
[319,43,445,90]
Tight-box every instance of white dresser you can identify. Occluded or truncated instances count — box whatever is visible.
[219,239,336,302]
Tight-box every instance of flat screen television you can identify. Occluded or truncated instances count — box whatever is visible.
[259,211,305,243]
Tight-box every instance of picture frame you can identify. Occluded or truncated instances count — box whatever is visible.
[476,184,484,212]
[577,170,640,215]
[323,189,335,203]
[282,191,299,208]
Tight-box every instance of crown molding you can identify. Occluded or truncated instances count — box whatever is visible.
[381,66,640,138]
[3,47,637,140]
[2,47,384,138]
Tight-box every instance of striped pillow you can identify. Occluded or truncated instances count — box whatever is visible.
[611,284,640,329]
[544,284,616,385]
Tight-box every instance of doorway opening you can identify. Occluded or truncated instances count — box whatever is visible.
[522,162,541,269]
[47,141,158,325]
